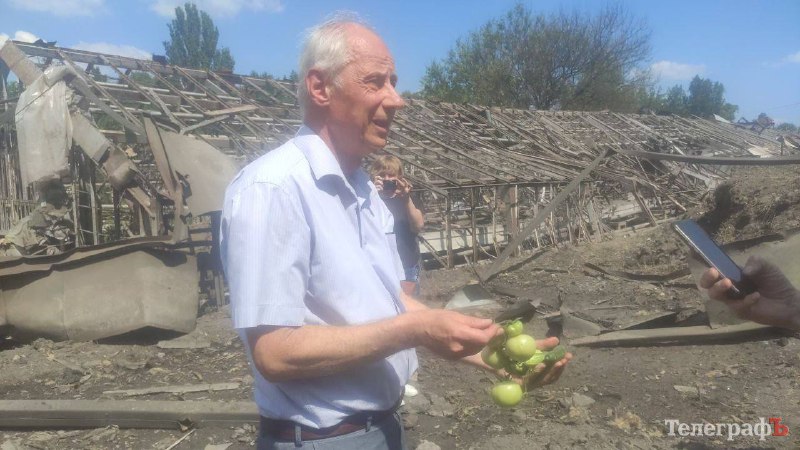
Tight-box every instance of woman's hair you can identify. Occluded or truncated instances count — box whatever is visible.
[369,155,403,177]
[297,12,371,112]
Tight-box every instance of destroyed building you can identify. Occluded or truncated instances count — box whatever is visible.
[0,40,794,341]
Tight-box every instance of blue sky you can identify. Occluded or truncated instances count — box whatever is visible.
[1,0,798,124]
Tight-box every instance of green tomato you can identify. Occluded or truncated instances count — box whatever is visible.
[487,334,506,350]
[524,349,546,367]
[503,320,524,338]
[481,347,506,370]
[491,381,524,408]
[504,334,538,362]
[504,360,528,376]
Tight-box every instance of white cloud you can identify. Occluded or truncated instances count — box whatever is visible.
[0,30,41,44]
[14,30,40,43]
[650,60,706,81]
[782,51,800,64]
[8,0,105,17]
[72,42,152,60]
[150,0,284,18]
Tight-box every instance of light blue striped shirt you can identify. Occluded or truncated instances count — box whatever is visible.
[220,126,417,428]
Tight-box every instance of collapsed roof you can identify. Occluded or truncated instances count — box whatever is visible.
[0,40,796,256]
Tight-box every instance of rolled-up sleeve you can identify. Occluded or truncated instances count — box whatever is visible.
[221,182,310,329]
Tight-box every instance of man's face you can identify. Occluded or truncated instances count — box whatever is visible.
[327,26,405,160]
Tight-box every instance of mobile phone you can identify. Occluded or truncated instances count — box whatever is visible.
[383,179,397,192]
[672,219,755,298]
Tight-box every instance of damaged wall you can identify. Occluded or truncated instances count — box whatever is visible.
[0,242,199,342]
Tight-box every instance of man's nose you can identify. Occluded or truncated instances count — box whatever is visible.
[384,84,405,110]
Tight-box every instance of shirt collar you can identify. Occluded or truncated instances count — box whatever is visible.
[294,125,372,201]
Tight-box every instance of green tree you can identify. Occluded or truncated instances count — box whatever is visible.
[248,70,273,79]
[1,61,8,100]
[686,75,737,120]
[9,81,20,99]
[214,47,235,71]
[163,2,235,71]
[420,3,652,111]
[88,66,107,83]
[776,122,798,133]
[130,71,156,87]
[663,85,688,115]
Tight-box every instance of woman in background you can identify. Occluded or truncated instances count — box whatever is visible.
[370,155,425,297]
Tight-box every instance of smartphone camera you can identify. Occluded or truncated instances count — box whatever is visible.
[383,179,397,192]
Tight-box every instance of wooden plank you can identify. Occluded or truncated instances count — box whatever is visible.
[391,124,505,184]
[613,146,800,166]
[172,67,263,138]
[419,235,448,268]
[100,56,185,128]
[204,104,258,117]
[180,114,230,135]
[632,184,658,227]
[103,382,240,397]
[146,69,257,155]
[0,400,258,429]
[445,197,453,268]
[470,187,478,263]
[483,148,610,281]
[241,77,283,105]
[570,322,778,347]
[380,147,463,187]
[58,50,145,137]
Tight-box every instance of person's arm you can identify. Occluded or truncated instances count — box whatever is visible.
[398,178,424,233]
[405,197,424,234]
[247,309,500,381]
[400,290,428,312]
[700,256,800,330]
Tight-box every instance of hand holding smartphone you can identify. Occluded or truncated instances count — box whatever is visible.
[383,179,397,193]
[672,219,756,299]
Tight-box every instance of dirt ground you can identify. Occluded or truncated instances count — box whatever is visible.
[3,165,800,449]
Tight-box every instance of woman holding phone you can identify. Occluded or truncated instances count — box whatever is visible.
[370,155,425,297]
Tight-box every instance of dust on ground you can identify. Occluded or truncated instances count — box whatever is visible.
[3,166,800,449]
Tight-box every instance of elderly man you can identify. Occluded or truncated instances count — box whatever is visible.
[221,15,570,449]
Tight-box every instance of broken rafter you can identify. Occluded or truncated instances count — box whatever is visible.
[143,67,259,155]
[58,52,145,137]
[483,148,611,281]
[171,66,263,138]
[100,56,186,128]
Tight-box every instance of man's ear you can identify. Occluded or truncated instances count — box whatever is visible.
[306,69,331,107]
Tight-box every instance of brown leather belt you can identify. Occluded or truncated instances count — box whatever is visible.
[260,399,402,442]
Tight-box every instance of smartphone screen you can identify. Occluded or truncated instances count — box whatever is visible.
[672,219,753,296]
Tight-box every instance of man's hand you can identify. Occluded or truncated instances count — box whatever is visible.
[517,336,572,390]
[700,256,800,330]
[461,335,572,389]
[413,310,502,359]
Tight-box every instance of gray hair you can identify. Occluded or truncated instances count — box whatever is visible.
[297,12,372,111]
